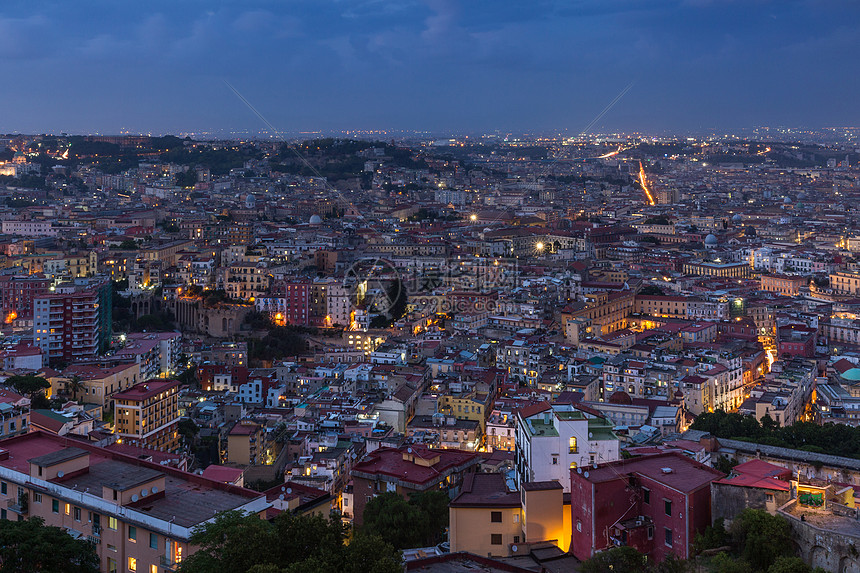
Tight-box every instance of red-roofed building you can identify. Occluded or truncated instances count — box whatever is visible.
[712,459,792,522]
[113,379,181,453]
[350,445,480,524]
[569,452,724,563]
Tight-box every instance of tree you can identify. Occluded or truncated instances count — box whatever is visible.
[580,546,650,573]
[693,518,729,554]
[65,374,84,402]
[361,492,423,549]
[117,239,138,250]
[0,516,100,572]
[4,375,51,399]
[407,489,450,546]
[178,511,401,573]
[730,509,792,571]
[766,556,822,573]
[639,284,665,296]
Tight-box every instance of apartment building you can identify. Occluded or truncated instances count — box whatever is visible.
[113,380,181,453]
[0,273,50,321]
[33,278,112,362]
[115,332,182,380]
[760,274,806,297]
[569,452,723,562]
[515,402,620,493]
[0,432,269,573]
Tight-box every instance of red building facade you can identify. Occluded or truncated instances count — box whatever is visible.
[568,452,723,563]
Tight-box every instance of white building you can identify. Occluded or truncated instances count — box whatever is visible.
[515,402,620,492]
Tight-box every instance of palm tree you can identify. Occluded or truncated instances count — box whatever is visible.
[65,374,84,402]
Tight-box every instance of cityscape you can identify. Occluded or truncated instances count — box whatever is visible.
[1,1,860,573]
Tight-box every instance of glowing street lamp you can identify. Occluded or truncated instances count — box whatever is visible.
[536,241,545,252]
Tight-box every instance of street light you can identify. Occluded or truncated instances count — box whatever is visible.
[536,242,545,252]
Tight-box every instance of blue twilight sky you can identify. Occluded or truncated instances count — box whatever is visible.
[0,0,858,135]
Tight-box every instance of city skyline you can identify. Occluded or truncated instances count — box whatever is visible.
[1,0,858,135]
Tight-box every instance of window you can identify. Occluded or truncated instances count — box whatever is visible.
[0,482,5,495]
[108,558,117,573]
[576,520,582,532]
[150,533,158,550]
[665,528,673,547]
[128,557,137,572]
[569,437,578,453]
[128,526,137,542]
[643,489,650,504]
[647,526,654,540]
[664,500,672,516]
[52,499,59,514]
[552,457,558,465]
[570,462,577,469]
[65,503,71,516]
[108,516,118,530]
[490,534,503,545]
[491,511,502,523]
[765,493,774,503]
[33,492,41,503]
[74,507,81,522]
[150,566,158,573]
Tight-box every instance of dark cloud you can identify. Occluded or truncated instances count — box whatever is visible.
[0,0,857,134]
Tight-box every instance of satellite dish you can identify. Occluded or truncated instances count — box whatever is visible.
[593,463,598,469]
[57,471,64,478]
[588,432,593,438]
[281,486,286,492]
[141,489,149,497]
[151,487,158,494]
[511,545,518,552]
[131,494,139,502]
[407,447,413,453]
[278,494,284,500]
[577,468,582,474]
[286,488,292,494]
[584,471,589,478]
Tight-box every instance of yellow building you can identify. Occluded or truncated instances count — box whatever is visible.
[437,391,492,434]
[449,474,521,556]
[561,291,635,337]
[449,474,571,557]
[226,420,265,466]
[113,379,181,452]
[49,362,142,408]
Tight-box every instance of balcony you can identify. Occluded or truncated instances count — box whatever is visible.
[7,493,28,515]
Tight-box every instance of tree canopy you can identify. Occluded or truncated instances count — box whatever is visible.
[0,517,100,573]
[691,410,860,459]
[177,511,401,573]
[4,375,50,398]
[361,490,449,549]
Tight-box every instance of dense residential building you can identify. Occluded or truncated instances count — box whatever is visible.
[569,452,723,562]
[113,379,181,452]
[515,402,620,492]
[33,278,112,362]
[0,432,269,573]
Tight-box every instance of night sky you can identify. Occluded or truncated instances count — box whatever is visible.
[1,0,858,135]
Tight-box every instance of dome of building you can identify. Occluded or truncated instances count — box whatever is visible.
[608,391,633,405]
[309,214,322,225]
[841,368,860,382]
[704,233,718,245]
[732,213,743,223]
[783,196,792,204]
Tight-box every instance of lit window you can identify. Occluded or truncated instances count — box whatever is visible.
[128,557,137,572]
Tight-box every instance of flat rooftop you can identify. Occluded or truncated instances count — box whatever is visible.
[0,432,263,528]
